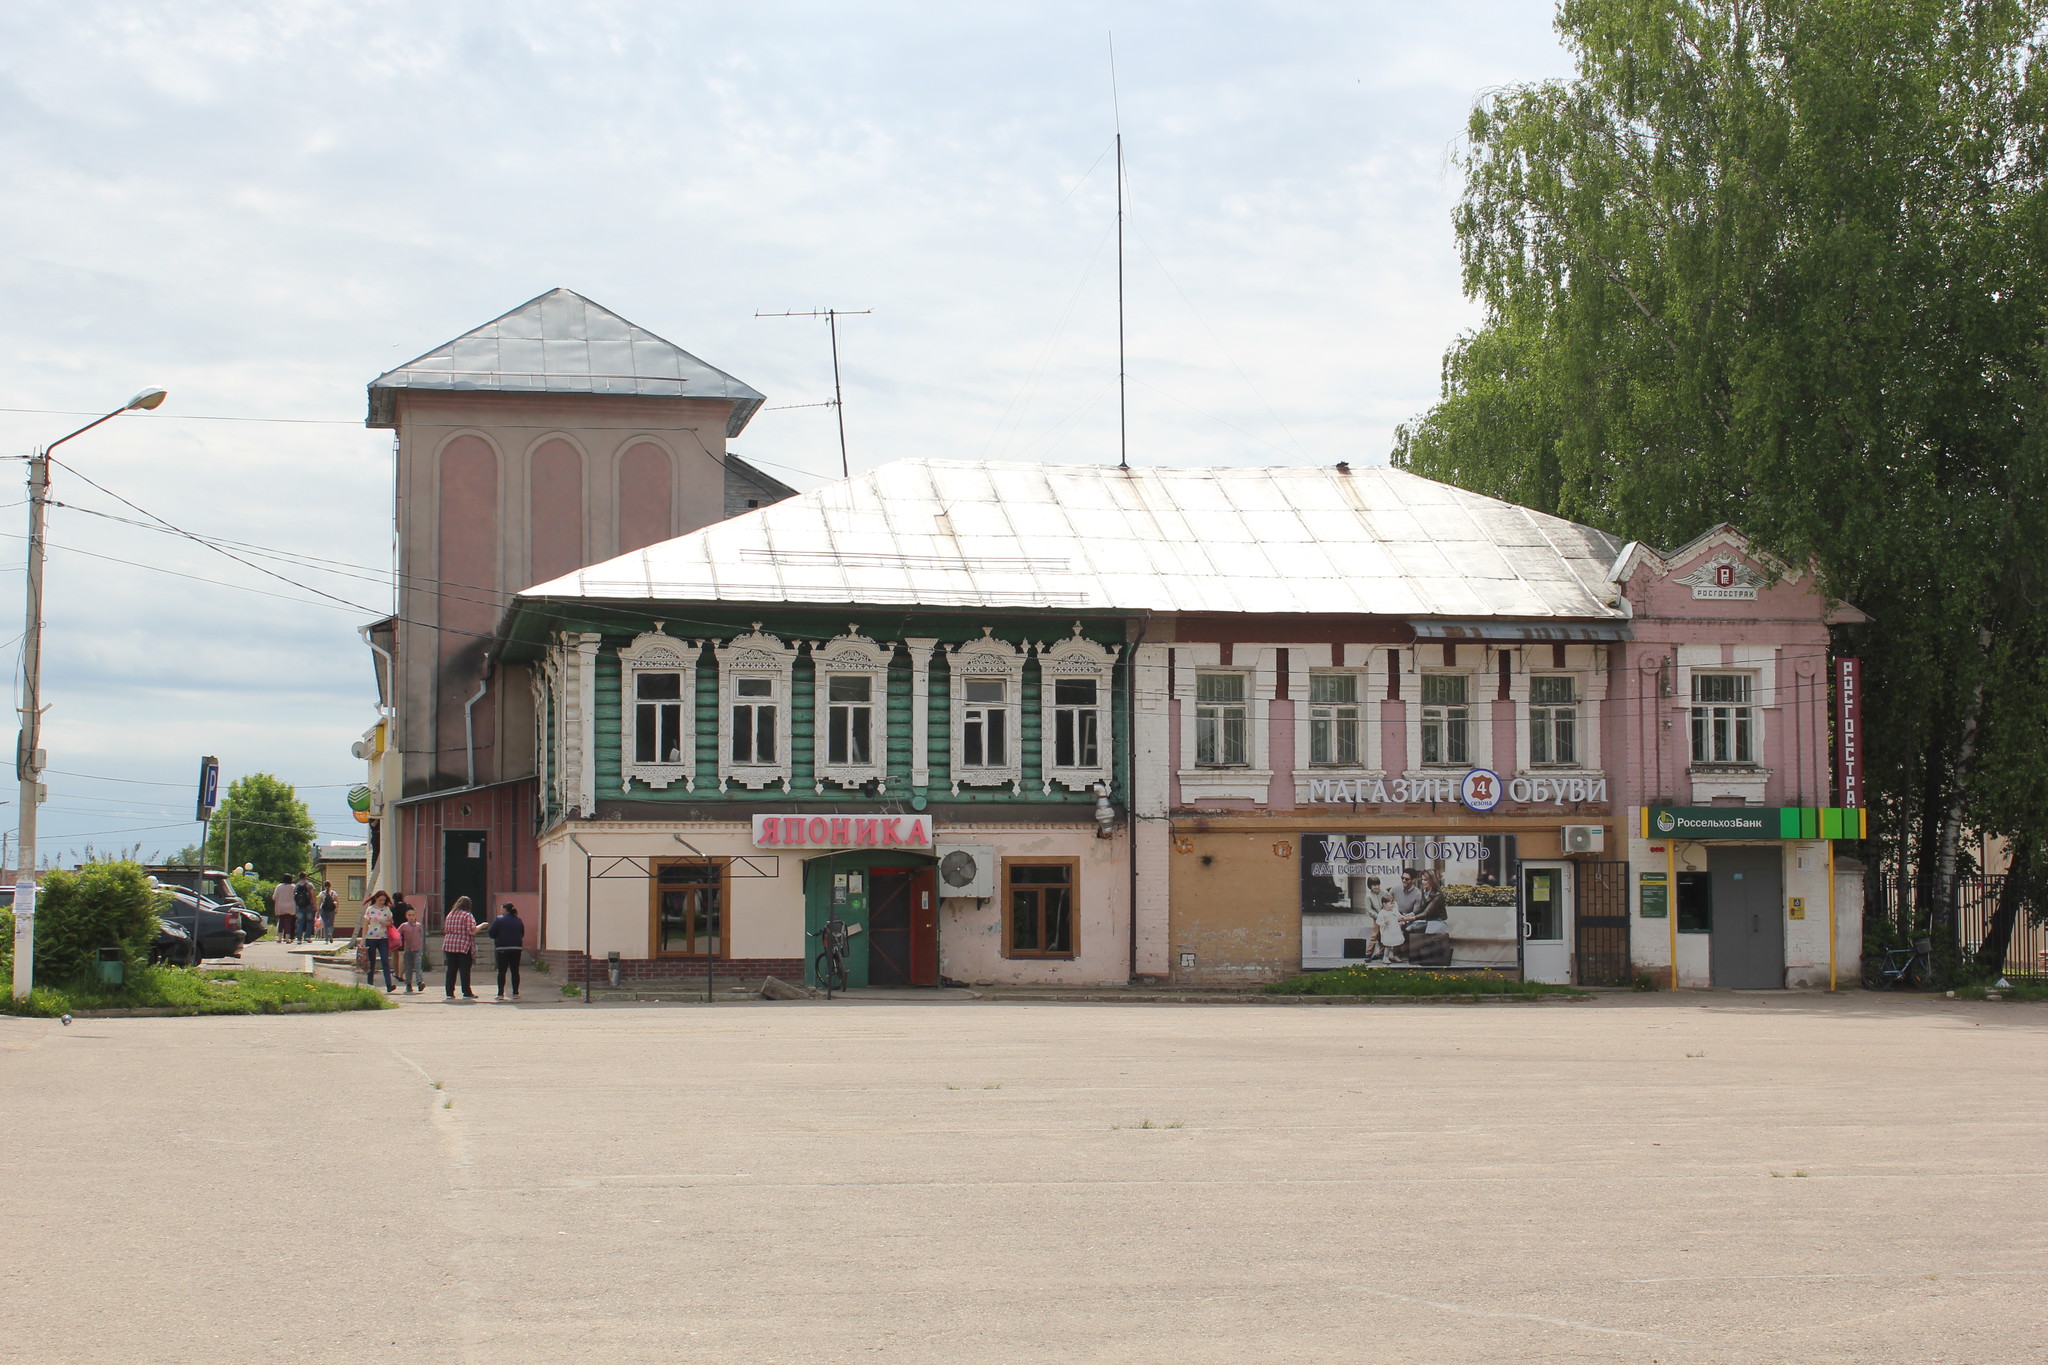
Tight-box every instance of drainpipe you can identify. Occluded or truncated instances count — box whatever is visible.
[1126,611,1152,984]
[464,654,493,789]
[358,624,396,717]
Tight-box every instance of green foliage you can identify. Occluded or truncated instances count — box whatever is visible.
[1263,968,1585,998]
[0,967,392,1017]
[229,873,276,922]
[31,862,160,987]
[1395,0,2048,881]
[204,774,317,881]
[0,904,12,982]
[1442,883,1519,906]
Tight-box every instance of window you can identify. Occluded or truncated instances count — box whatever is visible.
[346,875,365,901]
[634,672,685,764]
[1420,673,1469,766]
[1529,675,1578,766]
[1195,672,1249,766]
[1052,677,1099,768]
[962,677,1009,767]
[652,861,723,957]
[1676,870,1712,933]
[1005,859,1076,957]
[826,675,873,766]
[1308,673,1361,766]
[1691,674,1754,764]
[730,676,777,764]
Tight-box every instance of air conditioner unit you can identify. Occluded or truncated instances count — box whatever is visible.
[934,844,996,899]
[1562,824,1606,854]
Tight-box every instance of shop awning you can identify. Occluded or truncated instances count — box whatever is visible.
[1409,619,1633,643]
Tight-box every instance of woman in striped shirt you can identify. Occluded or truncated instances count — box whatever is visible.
[442,897,480,1001]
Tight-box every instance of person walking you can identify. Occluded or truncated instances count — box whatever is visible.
[292,874,315,943]
[397,907,425,993]
[271,877,297,945]
[442,897,480,1001]
[317,881,338,941]
[357,889,395,993]
[489,902,526,1002]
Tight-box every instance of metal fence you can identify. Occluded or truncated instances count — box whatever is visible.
[1870,870,2047,981]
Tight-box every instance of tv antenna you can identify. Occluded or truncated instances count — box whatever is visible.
[755,307,871,478]
[1111,33,1127,471]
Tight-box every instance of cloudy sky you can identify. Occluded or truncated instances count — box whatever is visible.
[0,1,1572,864]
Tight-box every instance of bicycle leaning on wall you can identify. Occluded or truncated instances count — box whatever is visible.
[812,915,850,998]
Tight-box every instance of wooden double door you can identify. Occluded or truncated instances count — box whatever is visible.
[865,866,939,987]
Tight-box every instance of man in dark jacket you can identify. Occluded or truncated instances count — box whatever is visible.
[488,903,526,1002]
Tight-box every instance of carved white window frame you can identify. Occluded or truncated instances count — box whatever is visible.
[715,624,797,793]
[618,624,699,793]
[949,628,1025,795]
[812,626,894,794]
[1037,626,1117,794]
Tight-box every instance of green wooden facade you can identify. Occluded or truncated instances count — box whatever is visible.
[521,607,1130,831]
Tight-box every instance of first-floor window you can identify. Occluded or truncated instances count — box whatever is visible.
[1420,673,1469,766]
[635,672,685,764]
[1053,677,1100,768]
[826,675,874,765]
[963,678,1009,766]
[346,875,365,901]
[1308,673,1361,765]
[1529,675,1578,765]
[1006,859,1075,957]
[731,676,777,764]
[1195,672,1249,766]
[1691,673,1754,764]
[654,861,723,956]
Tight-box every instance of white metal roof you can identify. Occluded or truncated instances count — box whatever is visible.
[518,459,1626,619]
[367,288,766,436]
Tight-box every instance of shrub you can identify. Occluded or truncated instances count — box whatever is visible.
[1442,883,1518,906]
[0,903,12,982]
[32,862,160,987]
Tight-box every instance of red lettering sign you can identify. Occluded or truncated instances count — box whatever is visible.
[829,817,852,845]
[757,820,780,845]
[906,817,927,844]
[807,817,830,844]
[881,817,902,846]
[855,818,878,844]
[750,815,936,848]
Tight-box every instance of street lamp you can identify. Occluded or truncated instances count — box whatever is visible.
[11,387,168,999]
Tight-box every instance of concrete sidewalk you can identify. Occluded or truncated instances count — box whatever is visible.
[2,991,2040,1363]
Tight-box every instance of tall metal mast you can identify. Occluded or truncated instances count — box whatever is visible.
[756,308,871,479]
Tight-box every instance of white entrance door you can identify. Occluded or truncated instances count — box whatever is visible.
[1521,863,1573,984]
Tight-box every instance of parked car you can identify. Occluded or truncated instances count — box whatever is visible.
[148,916,193,966]
[156,890,248,962]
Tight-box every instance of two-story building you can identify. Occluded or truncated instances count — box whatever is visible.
[493,459,1864,990]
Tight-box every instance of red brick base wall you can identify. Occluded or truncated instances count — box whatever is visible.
[532,950,805,987]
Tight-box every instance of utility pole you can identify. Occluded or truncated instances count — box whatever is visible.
[12,387,167,999]
[755,308,871,478]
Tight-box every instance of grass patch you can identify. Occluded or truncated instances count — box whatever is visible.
[1262,968,1587,999]
[1953,979,2048,1002]
[2,966,393,1017]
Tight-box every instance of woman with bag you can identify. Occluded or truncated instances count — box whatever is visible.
[442,897,480,1001]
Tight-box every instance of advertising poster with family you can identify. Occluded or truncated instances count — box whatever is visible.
[1299,833,1518,970]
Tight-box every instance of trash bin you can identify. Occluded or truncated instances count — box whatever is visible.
[96,948,124,986]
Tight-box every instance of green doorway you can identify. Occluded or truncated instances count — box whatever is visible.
[802,850,936,989]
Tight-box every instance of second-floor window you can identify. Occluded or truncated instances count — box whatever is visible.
[1195,672,1249,766]
[825,675,874,766]
[730,676,777,764]
[1691,673,1754,764]
[1529,675,1578,766]
[962,678,1010,766]
[1308,673,1361,765]
[1420,673,1469,766]
[635,672,685,764]
[1052,677,1099,768]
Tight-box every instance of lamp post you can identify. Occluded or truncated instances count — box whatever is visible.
[12,387,168,999]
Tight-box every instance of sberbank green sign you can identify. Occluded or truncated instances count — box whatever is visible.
[1640,807,1865,841]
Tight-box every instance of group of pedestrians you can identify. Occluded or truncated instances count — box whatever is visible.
[354,890,527,1002]
[268,873,337,943]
